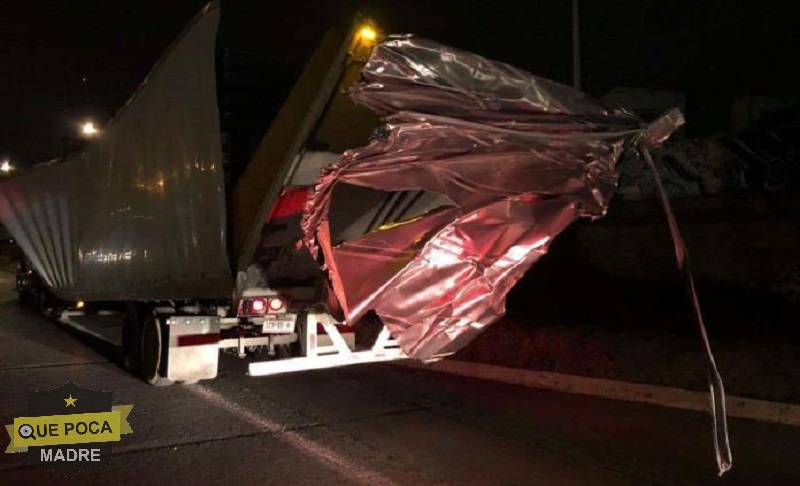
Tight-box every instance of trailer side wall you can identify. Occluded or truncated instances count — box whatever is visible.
[0,5,230,301]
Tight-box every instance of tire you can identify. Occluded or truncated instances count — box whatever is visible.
[35,288,47,313]
[121,305,142,373]
[17,290,30,308]
[140,313,174,387]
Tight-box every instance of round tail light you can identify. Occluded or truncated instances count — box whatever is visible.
[250,298,266,313]
[268,297,286,311]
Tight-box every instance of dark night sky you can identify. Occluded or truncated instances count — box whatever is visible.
[1,0,797,165]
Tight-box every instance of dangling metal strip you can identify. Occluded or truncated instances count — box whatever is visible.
[640,143,733,476]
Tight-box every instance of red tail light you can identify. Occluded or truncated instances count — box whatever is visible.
[250,298,266,313]
[238,296,289,317]
[238,298,267,317]
[268,296,286,312]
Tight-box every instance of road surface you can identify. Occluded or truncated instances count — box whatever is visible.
[1,272,798,485]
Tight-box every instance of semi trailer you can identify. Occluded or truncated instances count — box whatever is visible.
[0,0,698,392]
[2,3,406,385]
[0,3,736,473]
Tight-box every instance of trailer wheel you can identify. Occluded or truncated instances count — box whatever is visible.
[122,306,142,372]
[141,314,174,386]
[17,290,31,309]
[35,288,47,313]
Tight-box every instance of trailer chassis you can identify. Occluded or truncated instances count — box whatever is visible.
[58,306,406,384]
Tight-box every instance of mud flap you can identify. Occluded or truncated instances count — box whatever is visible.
[166,316,221,382]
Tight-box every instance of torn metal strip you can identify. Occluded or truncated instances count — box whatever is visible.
[640,143,733,476]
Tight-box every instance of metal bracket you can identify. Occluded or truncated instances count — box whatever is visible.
[249,311,406,376]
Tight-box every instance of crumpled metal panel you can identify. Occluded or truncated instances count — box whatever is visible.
[641,108,686,147]
[303,115,629,359]
[303,35,649,360]
[0,3,230,301]
[350,35,640,132]
[303,34,731,475]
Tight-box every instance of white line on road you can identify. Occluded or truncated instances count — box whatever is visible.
[0,360,111,372]
[402,360,800,427]
[187,385,400,486]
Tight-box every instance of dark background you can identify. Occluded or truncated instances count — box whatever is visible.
[0,0,797,166]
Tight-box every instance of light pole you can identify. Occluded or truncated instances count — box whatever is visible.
[572,0,581,91]
[0,160,13,173]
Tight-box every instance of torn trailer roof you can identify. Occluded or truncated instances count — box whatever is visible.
[302,34,680,361]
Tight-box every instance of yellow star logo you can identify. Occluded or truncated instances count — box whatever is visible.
[64,394,77,407]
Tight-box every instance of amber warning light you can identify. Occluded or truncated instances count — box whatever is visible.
[358,26,377,41]
[349,21,381,62]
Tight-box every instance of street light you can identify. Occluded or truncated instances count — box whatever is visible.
[0,160,12,173]
[81,121,99,137]
[572,0,581,90]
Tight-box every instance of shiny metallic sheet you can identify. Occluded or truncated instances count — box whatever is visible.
[303,35,666,361]
[303,35,730,474]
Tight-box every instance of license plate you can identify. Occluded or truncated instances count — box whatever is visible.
[262,314,296,334]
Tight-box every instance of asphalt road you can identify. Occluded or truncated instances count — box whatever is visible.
[1,274,799,485]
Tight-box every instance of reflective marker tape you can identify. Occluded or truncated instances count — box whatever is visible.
[176,334,220,347]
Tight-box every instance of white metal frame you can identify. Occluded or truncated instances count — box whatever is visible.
[248,310,406,376]
[57,307,406,379]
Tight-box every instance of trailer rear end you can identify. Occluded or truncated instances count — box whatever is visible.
[0,2,689,393]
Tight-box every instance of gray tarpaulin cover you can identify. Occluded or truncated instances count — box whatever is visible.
[0,4,230,300]
[302,35,731,474]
